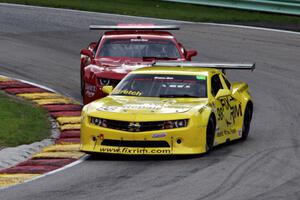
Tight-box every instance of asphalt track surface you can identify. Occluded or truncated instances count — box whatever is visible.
[1,3,300,200]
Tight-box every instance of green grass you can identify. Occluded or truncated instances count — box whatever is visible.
[0,92,50,147]
[1,0,300,25]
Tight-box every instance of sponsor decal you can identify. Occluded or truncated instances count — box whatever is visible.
[154,76,174,80]
[130,38,148,42]
[113,89,142,96]
[123,104,161,110]
[216,129,236,137]
[152,133,167,138]
[196,75,206,80]
[238,129,242,136]
[85,84,96,97]
[99,147,171,154]
[217,96,243,126]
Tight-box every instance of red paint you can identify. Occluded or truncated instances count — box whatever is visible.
[17,158,76,167]
[60,130,80,139]
[0,165,60,174]
[42,104,82,112]
[0,81,32,89]
[56,138,80,144]
[4,87,49,94]
[50,111,82,118]
[80,27,197,104]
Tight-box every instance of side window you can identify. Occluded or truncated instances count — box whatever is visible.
[222,75,231,89]
[211,74,223,97]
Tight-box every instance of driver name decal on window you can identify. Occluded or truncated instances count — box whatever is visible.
[154,76,174,80]
[130,39,148,42]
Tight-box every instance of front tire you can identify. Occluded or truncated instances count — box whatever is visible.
[81,72,85,96]
[241,104,252,141]
[206,116,216,153]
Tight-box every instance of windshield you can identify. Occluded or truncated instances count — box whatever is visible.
[98,38,181,58]
[112,74,207,98]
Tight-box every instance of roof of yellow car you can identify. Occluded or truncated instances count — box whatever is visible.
[132,66,219,76]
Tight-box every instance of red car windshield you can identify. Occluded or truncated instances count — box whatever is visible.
[98,38,181,59]
[112,74,207,98]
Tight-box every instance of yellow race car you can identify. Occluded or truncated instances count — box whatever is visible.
[80,62,255,155]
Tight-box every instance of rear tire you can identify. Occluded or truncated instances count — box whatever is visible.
[206,116,216,153]
[241,104,252,141]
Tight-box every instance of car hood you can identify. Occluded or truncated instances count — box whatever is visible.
[89,57,184,79]
[88,58,154,79]
[84,96,208,120]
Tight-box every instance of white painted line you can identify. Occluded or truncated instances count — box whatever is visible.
[0,74,82,103]
[25,154,89,182]
[0,74,56,92]
[0,155,89,190]
[1,3,300,36]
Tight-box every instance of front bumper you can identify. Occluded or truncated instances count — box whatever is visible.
[80,117,207,155]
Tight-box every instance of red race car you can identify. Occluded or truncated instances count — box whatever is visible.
[80,24,197,104]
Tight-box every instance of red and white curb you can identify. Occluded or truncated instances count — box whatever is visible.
[0,75,85,188]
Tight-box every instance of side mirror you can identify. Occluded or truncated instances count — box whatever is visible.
[80,49,94,59]
[102,86,113,94]
[215,89,231,99]
[185,50,197,61]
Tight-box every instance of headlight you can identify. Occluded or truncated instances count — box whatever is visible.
[99,78,110,86]
[90,117,108,128]
[164,119,188,129]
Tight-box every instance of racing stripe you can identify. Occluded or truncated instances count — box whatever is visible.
[17,93,62,100]
[60,124,81,131]
[33,98,78,105]
[0,174,40,187]
[56,117,81,125]
[32,152,85,159]
[42,144,80,152]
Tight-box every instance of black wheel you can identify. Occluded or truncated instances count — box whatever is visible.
[241,104,252,141]
[80,72,85,96]
[206,116,216,152]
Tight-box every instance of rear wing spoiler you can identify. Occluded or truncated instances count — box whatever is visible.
[89,24,180,31]
[153,62,255,73]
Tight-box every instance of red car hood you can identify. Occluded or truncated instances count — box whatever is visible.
[89,57,180,80]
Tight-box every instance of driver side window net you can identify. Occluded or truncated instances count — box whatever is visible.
[211,74,223,97]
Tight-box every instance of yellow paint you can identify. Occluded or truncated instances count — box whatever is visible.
[17,93,63,100]
[81,66,253,155]
[33,98,78,105]
[0,174,40,187]
[42,144,80,152]
[56,140,80,145]
[0,76,11,82]
[60,124,81,131]
[32,151,85,159]
[56,117,81,125]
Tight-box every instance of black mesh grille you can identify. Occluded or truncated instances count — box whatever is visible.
[101,139,170,148]
[105,119,164,132]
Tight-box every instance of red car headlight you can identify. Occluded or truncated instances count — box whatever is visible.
[98,78,111,86]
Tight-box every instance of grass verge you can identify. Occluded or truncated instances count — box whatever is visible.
[0,91,50,147]
[0,0,300,29]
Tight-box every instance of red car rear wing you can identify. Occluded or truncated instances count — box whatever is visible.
[89,24,180,30]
